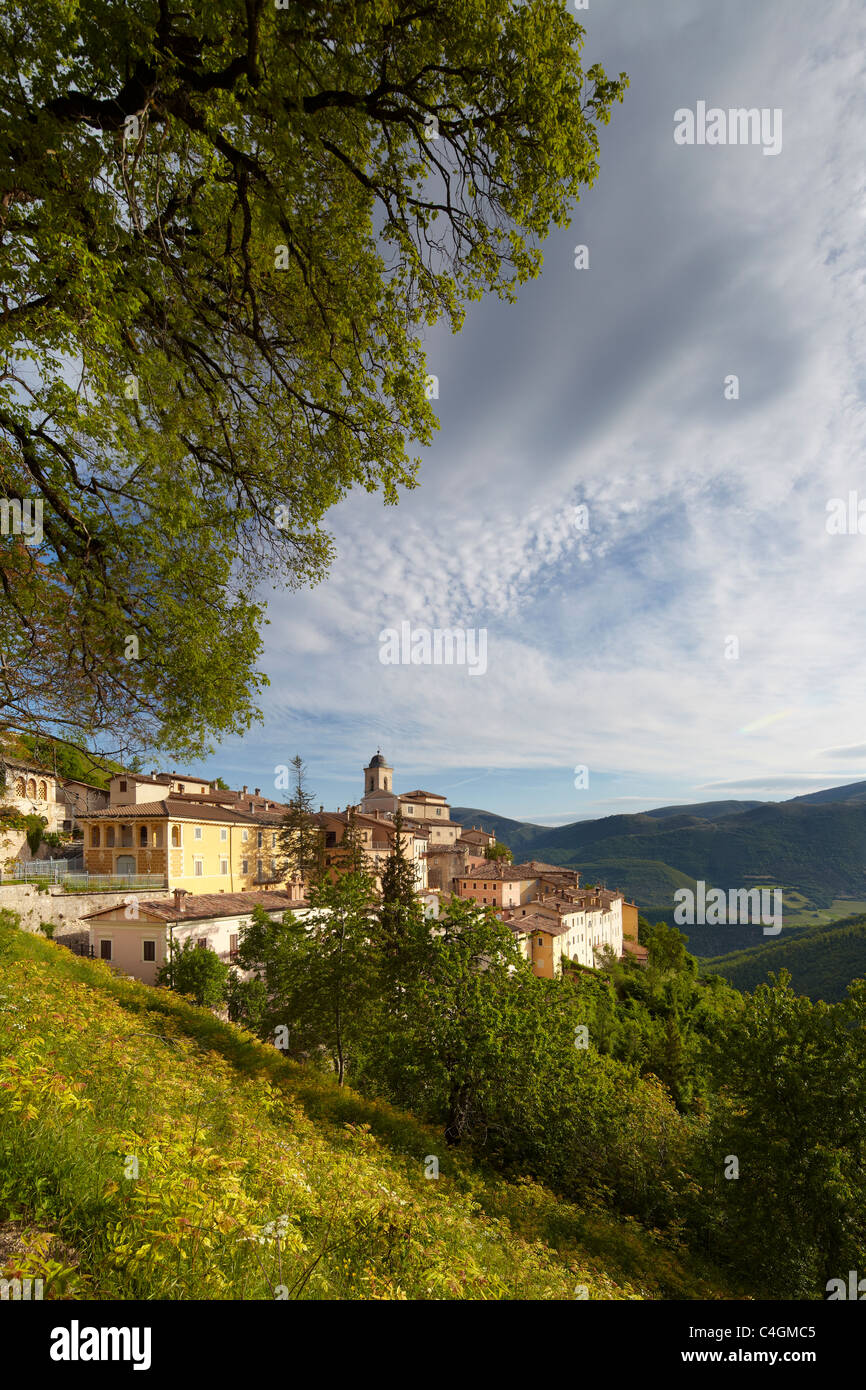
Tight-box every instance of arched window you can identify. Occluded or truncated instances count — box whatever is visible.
[153,827,163,847]
[171,826,181,847]
[106,826,115,847]
[37,780,47,801]
[139,826,148,847]
[14,777,24,797]
[91,826,100,847]
[26,778,36,798]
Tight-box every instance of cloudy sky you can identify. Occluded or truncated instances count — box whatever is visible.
[204,0,866,825]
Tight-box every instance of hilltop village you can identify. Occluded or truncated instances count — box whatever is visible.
[4,749,643,984]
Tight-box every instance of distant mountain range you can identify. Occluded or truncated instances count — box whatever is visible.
[452,782,866,955]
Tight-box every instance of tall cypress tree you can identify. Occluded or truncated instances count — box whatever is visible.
[277,754,324,891]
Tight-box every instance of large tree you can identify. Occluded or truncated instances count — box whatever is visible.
[0,1,626,760]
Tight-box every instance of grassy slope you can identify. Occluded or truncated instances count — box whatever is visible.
[0,919,739,1301]
[702,913,866,1003]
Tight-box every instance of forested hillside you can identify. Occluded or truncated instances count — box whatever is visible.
[703,913,866,1002]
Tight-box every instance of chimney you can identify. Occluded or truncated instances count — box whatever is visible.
[254,788,260,796]
[242,785,247,795]
[172,887,188,915]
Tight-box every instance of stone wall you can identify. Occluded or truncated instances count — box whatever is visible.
[0,883,173,941]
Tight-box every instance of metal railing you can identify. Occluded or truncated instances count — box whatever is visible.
[5,858,85,881]
[2,862,166,892]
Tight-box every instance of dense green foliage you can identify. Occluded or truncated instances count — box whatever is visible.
[157,936,229,1007]
[484,841,514,862]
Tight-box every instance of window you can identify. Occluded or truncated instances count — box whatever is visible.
[436,807,442,816]
[91,826,100,847]
[100,939,112,960]
[171,826,181,847]
[229,934,239,959]
[242,828,249,842]
[220,827,228,842]
[271,833,276,848]
[14,776,24,796]
[194,859,203,877]
[26,778,36,798]
[143,940,156,962]
[242,859,249,874]
[196,938,208,950]
[139,826,148,847]
[153,827,163,847]
[38,779,47,801]
[257,859,262,877]
[220,858,228,876]
[257,831,263,848]
[107,826,115,847]
[194,826,202,840]
[119,780,127,792]
[178,783,185,793]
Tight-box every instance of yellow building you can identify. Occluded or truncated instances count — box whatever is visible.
[77,799,294,896]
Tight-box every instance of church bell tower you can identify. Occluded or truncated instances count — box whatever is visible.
[364,750,393,796]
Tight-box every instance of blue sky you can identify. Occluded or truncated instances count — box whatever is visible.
[192,0,866,826]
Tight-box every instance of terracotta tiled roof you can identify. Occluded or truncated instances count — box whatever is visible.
[399,790,448,801]
[509,913,569,937]
[84,892,299,923]
[622,938,649,961]
[77,799,265,825]
[171,790,284,811]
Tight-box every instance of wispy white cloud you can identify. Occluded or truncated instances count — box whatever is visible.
[212,0,866,818]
